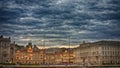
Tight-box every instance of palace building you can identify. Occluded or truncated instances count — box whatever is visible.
[74,41,120,66]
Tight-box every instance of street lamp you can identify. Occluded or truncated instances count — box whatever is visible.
[41,39,45,49]
[41,39,45,65]
[42,34,46,65]
[68,36,71,65]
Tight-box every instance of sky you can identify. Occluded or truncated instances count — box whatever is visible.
[0,0,120,47]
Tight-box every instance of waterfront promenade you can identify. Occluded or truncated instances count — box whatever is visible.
[0,64,120,68]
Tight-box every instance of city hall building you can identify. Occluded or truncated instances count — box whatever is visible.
[14,42,75,64]
[15,42,47,64]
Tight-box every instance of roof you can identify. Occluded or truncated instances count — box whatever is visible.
[79,40,120,47]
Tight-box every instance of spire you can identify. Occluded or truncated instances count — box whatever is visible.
[28,41,32,46]
[13,41,15,44]
[26,41,32,48]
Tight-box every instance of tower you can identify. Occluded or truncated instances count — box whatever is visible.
[0,35,11,63]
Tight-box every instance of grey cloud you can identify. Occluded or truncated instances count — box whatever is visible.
[0,0,120,46]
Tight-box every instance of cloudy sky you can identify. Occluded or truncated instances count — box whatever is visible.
[0,0,120,47]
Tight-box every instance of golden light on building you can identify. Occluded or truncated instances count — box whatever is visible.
[27,47,33,53]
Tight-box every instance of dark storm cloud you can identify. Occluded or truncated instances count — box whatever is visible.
[0,0,120,46]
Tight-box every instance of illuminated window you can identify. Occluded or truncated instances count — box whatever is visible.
[29,57,32,60]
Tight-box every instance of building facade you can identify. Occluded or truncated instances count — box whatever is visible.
[14,44,75,65]
[10,42,16,63]
[74,41,120,66]
[55,52,63,64]
[0,35,11,63]
[62,49,75,64]
[1,35,119,66]
[74,47,81,64]
[14,42,45,64]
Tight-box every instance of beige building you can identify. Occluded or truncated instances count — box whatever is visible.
[55,52,62,64]
[46,53,55,64]
[74,47,81,64]
[62,49,75,64]
[74,41,120,66]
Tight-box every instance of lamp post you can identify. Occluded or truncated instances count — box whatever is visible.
[68,36,71,65]
[41,39,45,65]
